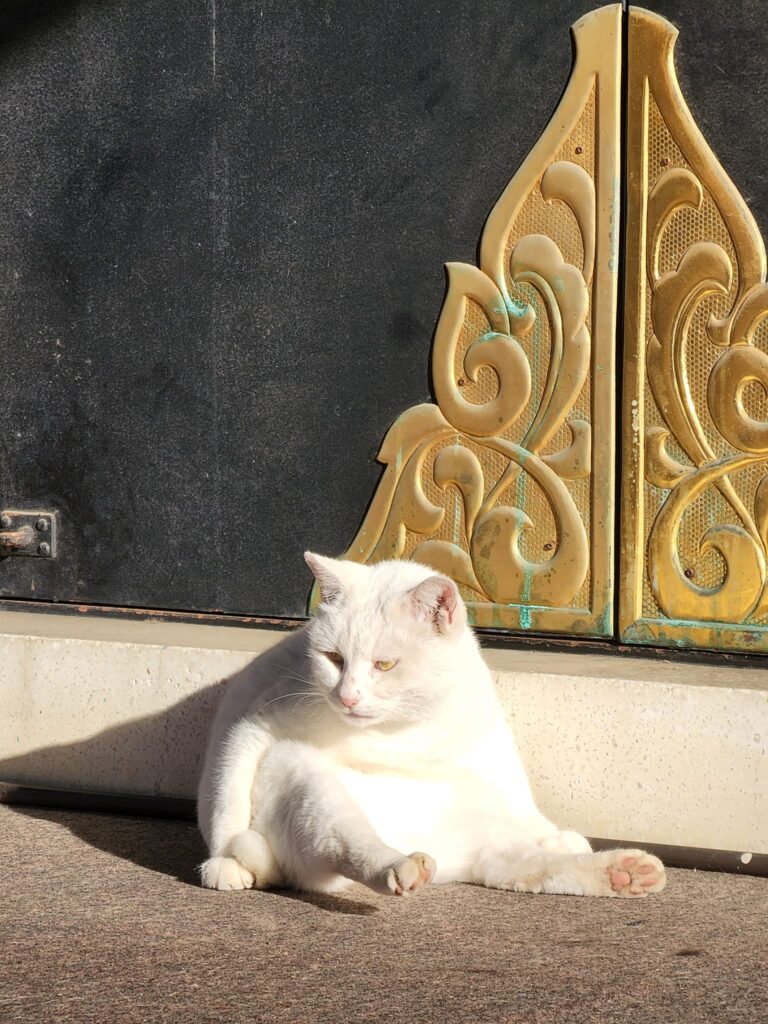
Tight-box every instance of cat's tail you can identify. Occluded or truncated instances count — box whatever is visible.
[227,830,284,889]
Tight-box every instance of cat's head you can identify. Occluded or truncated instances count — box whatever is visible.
[305,552,474,728]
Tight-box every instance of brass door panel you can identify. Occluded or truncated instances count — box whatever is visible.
[327,6,621,637]
[620,8,768,653]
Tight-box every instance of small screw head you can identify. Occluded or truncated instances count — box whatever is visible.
[684,566,694,579]
[543,541,555,552]
[575,145,583,155]
[36,519,49,532]
[0,515,11,529]
[38,542,51,557]
[457,377,466,387]
[661,157,670,167]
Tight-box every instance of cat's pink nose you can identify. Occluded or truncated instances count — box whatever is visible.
[338,689,361,708]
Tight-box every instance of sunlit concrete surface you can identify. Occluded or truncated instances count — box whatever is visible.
[0,805,765,1024]
[0,614,765,854]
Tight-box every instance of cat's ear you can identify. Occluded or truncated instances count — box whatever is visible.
[408,575,465,634]
[304,552,362,603]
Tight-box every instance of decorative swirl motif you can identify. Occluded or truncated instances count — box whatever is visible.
[542,419,591,479]
[410,540,482,594]
[646,168,702,285]
[731,284,768,344]
[325,5,621,636]
[708,345,768,453]
[511,234,591,454]
[625,9,768,637]
[540,162,596,285]
[646,238,755,535]
[644,208,768,621]
[432,264,533,437]
[645,427,689,489]
[432,445,484,537]
[647,241,731,472]
[469,438,589,606]
[648,457,767,623]
[368,177,595,615]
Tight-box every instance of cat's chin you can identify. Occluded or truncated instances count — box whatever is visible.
[338,709,382,727]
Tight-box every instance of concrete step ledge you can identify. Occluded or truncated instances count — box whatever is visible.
[0,613,765,860]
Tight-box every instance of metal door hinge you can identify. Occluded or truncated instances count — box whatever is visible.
[0,510,57,558]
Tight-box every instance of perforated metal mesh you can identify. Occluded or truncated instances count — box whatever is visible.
[641,91,768,625]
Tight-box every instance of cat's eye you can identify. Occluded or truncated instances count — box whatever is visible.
[324,651,344,669]
[374,659,398,672]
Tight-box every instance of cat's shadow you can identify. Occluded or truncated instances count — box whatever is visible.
[5,802,380,916]
[5,802,206,884]
[273,887,380,916]
[0,652,381,917]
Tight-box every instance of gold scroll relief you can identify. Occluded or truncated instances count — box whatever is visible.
[322,5,621,635]
[621,9,768,653]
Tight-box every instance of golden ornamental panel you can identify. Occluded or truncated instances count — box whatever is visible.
[320,6,621,636]
[620,9,768,654]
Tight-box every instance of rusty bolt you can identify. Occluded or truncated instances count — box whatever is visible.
[36,519,49,532]
[684,567,694,579]
[38,542,51,557]
[0,515,11,529]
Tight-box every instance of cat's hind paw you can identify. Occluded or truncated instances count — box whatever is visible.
[199,855,255,891]
[601,849,666,897]
[227,830,284,889]
[541,830,593,855]
[385,852,436,896]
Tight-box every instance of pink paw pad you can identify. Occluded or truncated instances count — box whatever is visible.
[605,850,666,898]
[609,869,631,891]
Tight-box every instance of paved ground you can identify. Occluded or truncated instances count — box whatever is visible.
[0,804,766,1023]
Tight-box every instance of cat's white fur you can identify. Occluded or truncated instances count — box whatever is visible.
[197,554,666,899]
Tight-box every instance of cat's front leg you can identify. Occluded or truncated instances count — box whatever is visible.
[197,717,272,890]
[255,741,436,897]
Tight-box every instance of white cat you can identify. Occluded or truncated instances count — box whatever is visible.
[197,553,666,899]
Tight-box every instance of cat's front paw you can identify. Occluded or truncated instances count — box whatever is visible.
[601,849,666,897]
[385,852,436,896]
[200,855,255,891]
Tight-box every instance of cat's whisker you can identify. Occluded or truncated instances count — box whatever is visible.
[294,695,325,709]
[256,690,320,714]
[279,672,316,686]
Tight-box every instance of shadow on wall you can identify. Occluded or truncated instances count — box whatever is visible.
[0,676,226,802]
[0,655,251,885]
[0,631,313,801]
[0,654,265,802]
[0,646,387,912]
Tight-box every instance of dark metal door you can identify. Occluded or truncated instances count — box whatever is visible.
[0,0,602,618]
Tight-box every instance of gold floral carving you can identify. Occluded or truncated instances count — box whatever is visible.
[324,6,621,635]
[621,10,768,652]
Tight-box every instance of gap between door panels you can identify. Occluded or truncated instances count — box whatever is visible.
[611,1,631,647]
